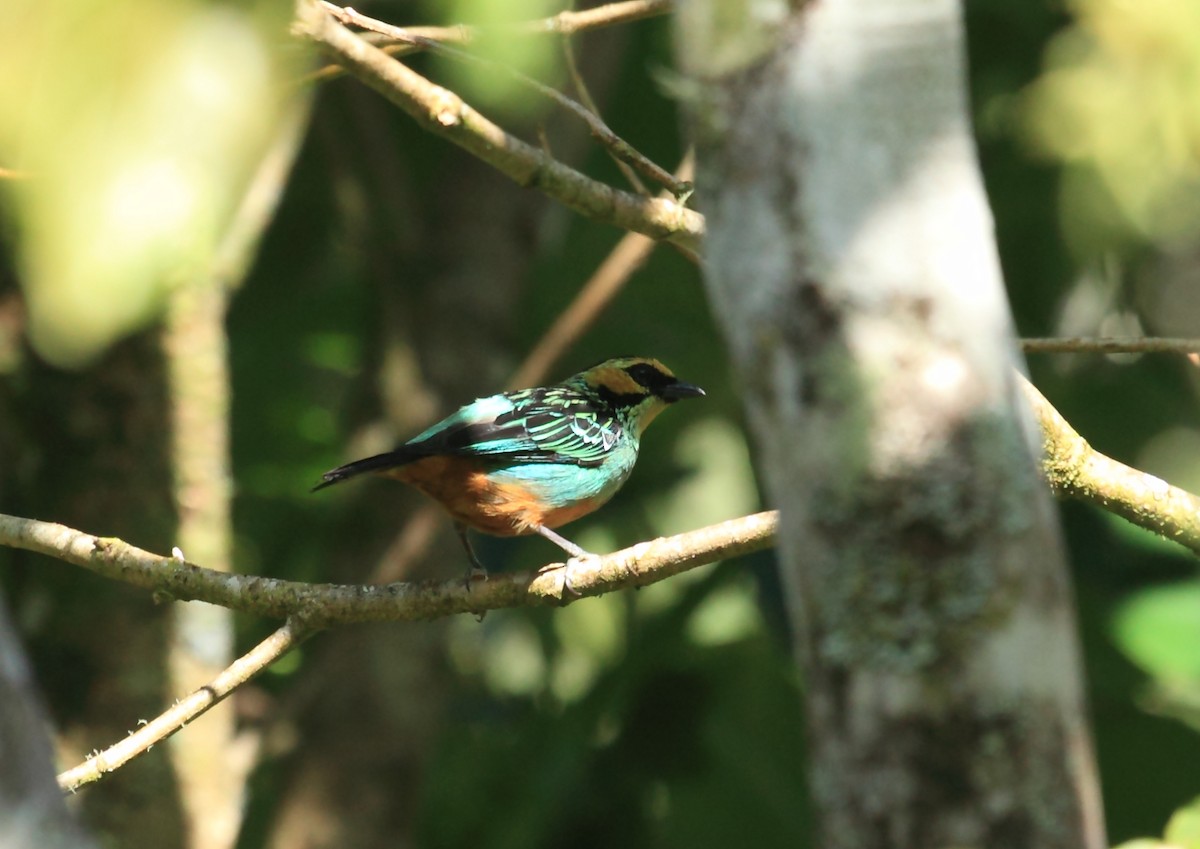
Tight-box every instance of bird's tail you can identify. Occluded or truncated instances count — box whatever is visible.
[310,449,417,493]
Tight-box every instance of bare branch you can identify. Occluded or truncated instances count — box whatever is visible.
[508,231,656,390]
[0,511,779,625]
[294,0,703,251]
[306,0,674,82]
[562,34,648,196]
[1021,337,1200,355]
[57,618,313,792]
[323,5,687,197]
[512,0,673,36]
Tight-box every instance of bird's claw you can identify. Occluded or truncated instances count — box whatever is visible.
[463,565,489,593]
[560,553,601,598]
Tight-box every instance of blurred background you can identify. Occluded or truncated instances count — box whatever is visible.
[1,0,1199,847]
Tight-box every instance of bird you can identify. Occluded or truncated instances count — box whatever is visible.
[312,357,705,589]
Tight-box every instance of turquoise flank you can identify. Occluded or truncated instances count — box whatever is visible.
[487,438,640,510]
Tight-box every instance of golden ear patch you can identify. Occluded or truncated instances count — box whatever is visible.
[641,357,674,377]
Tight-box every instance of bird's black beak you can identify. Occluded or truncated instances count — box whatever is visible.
[661,381,705,402]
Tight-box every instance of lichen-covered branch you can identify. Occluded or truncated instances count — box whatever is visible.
[0,511,778,626]
[1021,376,1200,555]
[292,0,703,251]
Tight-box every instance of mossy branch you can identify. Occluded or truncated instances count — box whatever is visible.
[1020,376,1200,555]
[0,511,779,626]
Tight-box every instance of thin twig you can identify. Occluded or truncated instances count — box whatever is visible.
[513,0,673,36]
[305,0,674,83]
[1021,337,1200,354]
[57,618,315,792]
[295,0,703,250]
[562,35,648,196]
[322,5,687,197]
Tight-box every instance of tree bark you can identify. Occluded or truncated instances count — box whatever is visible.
[677,1,1106,847]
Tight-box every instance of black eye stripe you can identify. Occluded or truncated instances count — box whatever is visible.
[595,384,649,410]
[624,363,672,392]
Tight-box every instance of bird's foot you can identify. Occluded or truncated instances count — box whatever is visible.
[463,564,489,593]
[529,524,599,598]
[559,552,601,598]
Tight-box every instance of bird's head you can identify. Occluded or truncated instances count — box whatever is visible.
[577,357,705,434]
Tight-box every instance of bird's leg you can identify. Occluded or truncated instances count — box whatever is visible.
[455,523,489,588]
[532,524,588,558]
[531,524,597,597]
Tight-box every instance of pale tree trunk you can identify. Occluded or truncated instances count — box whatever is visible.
[676,2,1106,847]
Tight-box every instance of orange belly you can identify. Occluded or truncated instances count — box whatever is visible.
[385,456,605,536]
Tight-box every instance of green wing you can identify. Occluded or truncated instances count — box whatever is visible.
[405,386,621,468]
[519,409,619,466]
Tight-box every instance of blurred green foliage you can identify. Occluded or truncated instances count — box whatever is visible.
[1021,0,1200,254]
[0,0,304,367]
[432,0,564,119]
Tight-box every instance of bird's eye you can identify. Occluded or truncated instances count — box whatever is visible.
[625,363,669,391]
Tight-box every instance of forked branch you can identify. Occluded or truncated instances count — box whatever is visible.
[293,0,704,251]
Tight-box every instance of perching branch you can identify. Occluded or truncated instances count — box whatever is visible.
[293,0,703,251]
[0,511,779,626]
[42,509,772,789]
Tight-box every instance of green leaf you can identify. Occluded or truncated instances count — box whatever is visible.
[1113,580,1200,680]
[1165,797,1200,849]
